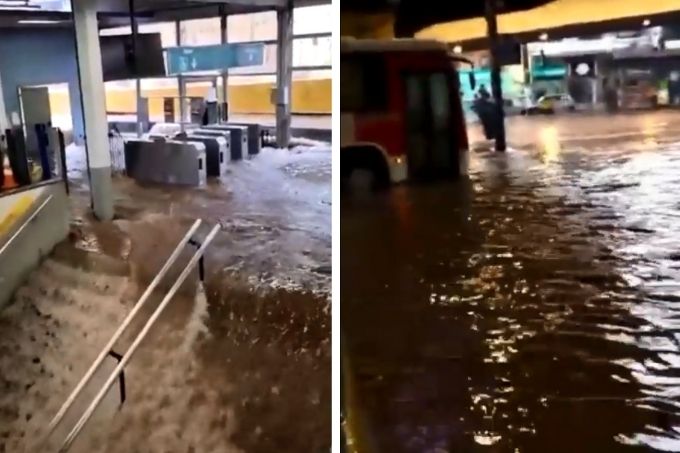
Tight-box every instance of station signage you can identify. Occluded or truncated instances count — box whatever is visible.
[166,43,264,74]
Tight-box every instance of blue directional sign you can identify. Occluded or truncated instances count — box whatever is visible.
[166,43,264,75]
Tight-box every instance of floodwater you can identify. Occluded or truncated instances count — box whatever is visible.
[342,111,680,452]
[0,144,331,452]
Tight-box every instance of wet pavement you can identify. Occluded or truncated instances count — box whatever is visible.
[342,111,680,452]
[0,144,330,452]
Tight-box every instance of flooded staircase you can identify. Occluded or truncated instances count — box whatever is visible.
[0,244,131,452]
[0,215,220,452]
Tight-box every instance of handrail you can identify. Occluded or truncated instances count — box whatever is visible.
[58,223,221,452]
[0,194,53,258]
[42,218,203,445]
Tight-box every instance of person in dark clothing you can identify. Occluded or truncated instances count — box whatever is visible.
[477,84,491,100]
[472,84,496,139]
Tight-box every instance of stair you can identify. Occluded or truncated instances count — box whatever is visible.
[0,245,131,452]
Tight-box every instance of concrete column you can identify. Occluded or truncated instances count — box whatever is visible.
[176,20,185,130]
[276,3,293,148]
[129,1,142,137]
[220,7,229,118]
[73,0,114,221]
[0,72,9,137]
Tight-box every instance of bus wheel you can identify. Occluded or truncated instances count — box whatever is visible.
[347,168,377,192]
[341,146,390,193]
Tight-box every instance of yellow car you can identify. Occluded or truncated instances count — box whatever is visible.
[533,93,576,114]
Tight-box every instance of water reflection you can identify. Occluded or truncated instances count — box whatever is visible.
[342,112,680,452]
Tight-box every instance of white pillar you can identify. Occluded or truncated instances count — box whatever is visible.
[276,4,293,148]
[0,72,9,138]
[176,20,186,129]
[220,10,229,120]
[73,0,114,221]
[130,12,142,137]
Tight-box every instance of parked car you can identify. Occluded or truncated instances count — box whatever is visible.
[526,93,575,114]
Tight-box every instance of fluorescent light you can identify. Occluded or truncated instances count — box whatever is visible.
[18,19,63,24]
[643,19,651,26]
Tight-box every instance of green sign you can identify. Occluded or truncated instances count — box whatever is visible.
[531,56,567,80]
[167,43,264,74]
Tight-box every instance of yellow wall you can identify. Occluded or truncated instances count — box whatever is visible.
[417,0,680,42]
[341,11,395,39]
[48,78,331,120]
[48,91,70,118]
[0,192,38,237]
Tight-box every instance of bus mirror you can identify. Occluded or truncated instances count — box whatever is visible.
[469,72,476,90]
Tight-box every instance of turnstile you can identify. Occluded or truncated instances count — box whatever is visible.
[194,129,240,161]
[124,139,206,186]
[184,134,228,176]
[225,123,261,156]
[201,125,249,160]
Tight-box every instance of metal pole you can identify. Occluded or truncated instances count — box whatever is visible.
[275,1,293,148]
[43,219,202,443]
[485,0,506,152]
[176,19,185,131]
[129,0,142,137]
[220,5,228,121]
[59,224,220,452]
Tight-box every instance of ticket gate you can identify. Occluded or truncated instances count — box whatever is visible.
[226,123,261,156]
[194,129,241,161]
[184,134,228,176]
[201,125,249,160]
[124,139,206,186]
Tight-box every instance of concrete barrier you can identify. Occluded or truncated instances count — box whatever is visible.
[0,180,70,308]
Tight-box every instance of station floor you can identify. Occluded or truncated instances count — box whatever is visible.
[343,109,680,452]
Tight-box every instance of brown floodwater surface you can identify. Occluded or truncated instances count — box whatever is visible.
[342,111,680,452]
[0,145,330,452]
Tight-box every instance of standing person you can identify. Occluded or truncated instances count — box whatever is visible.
[477,83,491,100]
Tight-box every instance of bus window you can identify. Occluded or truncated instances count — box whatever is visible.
[430,73,454,172]
[340,56,388,112]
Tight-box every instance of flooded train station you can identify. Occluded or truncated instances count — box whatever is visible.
[0,0,331,451]
[342,111,680,452]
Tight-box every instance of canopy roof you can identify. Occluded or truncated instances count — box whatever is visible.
[341,0,550,37]
[416,0,680,42]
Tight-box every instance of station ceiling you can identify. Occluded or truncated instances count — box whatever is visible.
[0,0,329,29]
[90,0,328,16]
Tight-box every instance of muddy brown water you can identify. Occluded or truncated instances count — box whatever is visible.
[0,146,330,452]
[342,112,680,452]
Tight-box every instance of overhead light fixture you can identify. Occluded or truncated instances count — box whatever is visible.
[453,45,463,54]
[0,0,33,6]
[18,19,63,24]
[643,19,651,26]
[539,32,549,41]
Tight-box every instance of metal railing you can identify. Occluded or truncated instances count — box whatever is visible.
[40,219,220,452]
[0,193,53,258]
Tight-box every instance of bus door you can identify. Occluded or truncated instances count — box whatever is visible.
[404,72,457,179]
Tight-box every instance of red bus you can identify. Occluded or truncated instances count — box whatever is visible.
[341,38,472,189]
